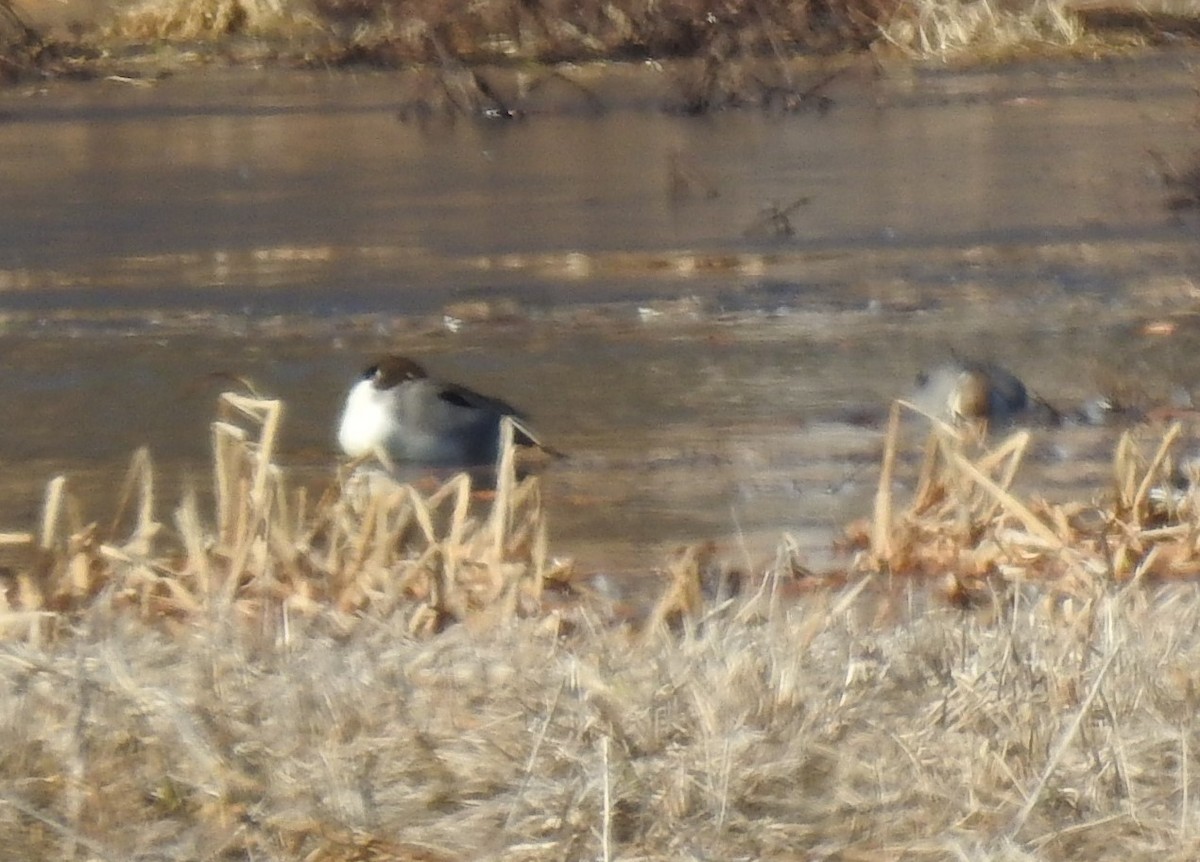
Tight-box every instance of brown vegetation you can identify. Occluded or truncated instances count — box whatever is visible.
[851,402,1200,597]
[876,0,1082,59]
[0,392,552,641]
[1,394,1200,857]
[4,0,1114,88]
[107,0,895,62]
[8,564,1200,859]
[106,0,1100,72]
[0,0,52,80]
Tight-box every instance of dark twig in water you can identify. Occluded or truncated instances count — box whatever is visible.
[670,32,736,115]
[755,66,842,114]
[670,32,842,116]
[427,33,473,118]
[0,0,47,81]
[667,149,720,202]
[469,68,522,119]
[753,0,794,89]
[426,31,521,120]
[0,0,38,45]
[1148,148,1200,211]
[743,195,812,238]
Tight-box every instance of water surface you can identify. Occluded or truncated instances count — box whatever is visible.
[2,52,1199,576]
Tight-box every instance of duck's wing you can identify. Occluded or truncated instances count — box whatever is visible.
[435,382,525,418]
[434,382,563,456]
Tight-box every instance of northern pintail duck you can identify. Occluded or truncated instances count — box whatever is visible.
[338,355,551,466]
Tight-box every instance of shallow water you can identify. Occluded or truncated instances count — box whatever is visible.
[2,52,1200,576]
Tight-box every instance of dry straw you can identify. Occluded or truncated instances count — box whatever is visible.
[878,0,1083,59]
[854,399,1200,601]
[0,391,550,642]
[2,395,1200,858]
[106,0,304,41]
[2,521,1200,858]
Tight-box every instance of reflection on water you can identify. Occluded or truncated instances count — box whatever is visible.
[1,53,1199,574]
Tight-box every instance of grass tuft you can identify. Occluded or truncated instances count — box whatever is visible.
[2,547,1200,857]
[96,0,893,62]
[878,0,1084,59]
[846,401,1200,603]
[1,392,550,642]
[2,395,1200,857]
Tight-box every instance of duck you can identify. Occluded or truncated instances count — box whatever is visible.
[912,359,1059,426]
[337,355,551,467]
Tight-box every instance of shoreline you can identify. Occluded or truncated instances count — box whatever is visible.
[4,0,1198,90]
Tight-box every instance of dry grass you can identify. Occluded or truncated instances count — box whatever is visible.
[878,0,1084,60]
[0,392,551,642]
[107,0,312,42]
[850,401,1200,600]
[4,394,1200,857]
[5,0,1162,86]
[92,0,1097,71]
[92,0,893,66]
[4,544,1200,858]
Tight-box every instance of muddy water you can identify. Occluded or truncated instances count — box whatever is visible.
[1,53,1200,577]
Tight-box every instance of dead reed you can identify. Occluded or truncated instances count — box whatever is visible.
[852,400,1200,604]
[878,0,1083,59]
[5,0,1147,93]
[2,535,1200,858]
[106,0,891,61]
[0,391,551,643]
[92,0,1092,72]
[0,0,50,81]
[0,394,1198,857]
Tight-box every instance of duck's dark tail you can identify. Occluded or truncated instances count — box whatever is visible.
[510,416,566,460]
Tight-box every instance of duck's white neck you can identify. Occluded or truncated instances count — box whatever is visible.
[338,379,395,457]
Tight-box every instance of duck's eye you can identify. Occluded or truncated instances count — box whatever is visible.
[915,371,929,387]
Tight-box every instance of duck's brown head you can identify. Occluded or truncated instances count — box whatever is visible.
[364,355,428,390]
[949,368,991,421]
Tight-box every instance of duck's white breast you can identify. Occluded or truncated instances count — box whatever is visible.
[337,379,397,457]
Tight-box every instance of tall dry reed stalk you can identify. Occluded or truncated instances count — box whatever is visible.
[0,391,550,642]
[878,0,1083,58]
[0,395,1199,858]
[854,400,1200,603]
[0,551,1199,859]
